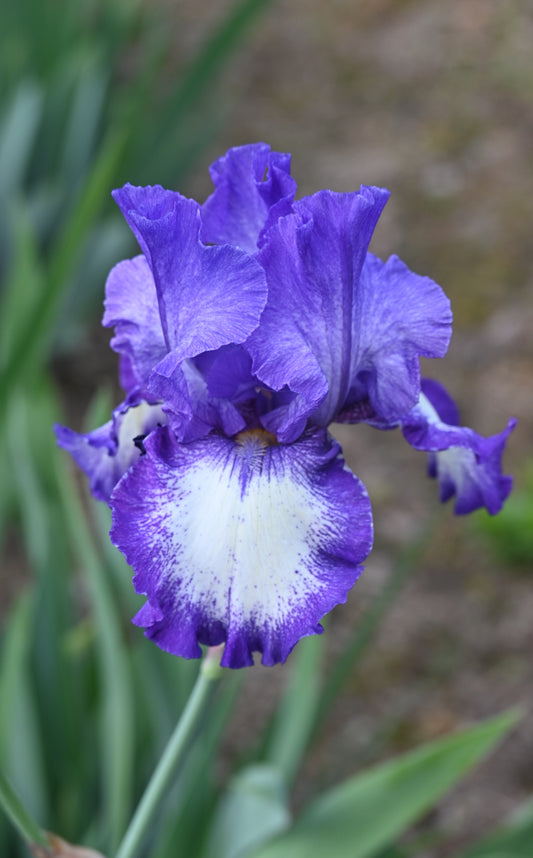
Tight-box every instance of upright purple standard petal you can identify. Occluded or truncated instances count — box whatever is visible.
[103,255,167,391]
[112,184,268,360]
[201,143,297,253]
[402,379,516,514]
[248,188,391,441]
[248,190,453,442]
[110,426,373,668]
[112,183,269,436]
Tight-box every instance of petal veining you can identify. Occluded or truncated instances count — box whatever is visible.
[103,255,167,390]
[110,426,373,667]
[247,190,453,440]
[247,187,390,441]
[113,184,268,360]
[402,379,516,514]
[201,142,297,253]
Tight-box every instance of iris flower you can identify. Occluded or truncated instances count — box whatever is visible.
[56,143,515,668]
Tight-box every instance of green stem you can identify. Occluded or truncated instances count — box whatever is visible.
[0,768,49,849]
[114,650,224,858]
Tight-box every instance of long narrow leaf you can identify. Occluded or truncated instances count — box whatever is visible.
[0,205,44,367]
[6,394,49,568]
[60,62,109,186]
[55,448,134,852]
[0,81,43,193]
[251,711,519,858]
[205,765,291,858]
[13,383,96,834]
[0,768,49,850]
[131,0,275,184]
[458,797,533,858]
[0,127,126,411]
[0,592,48,829]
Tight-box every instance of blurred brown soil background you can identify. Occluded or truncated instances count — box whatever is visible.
[13,1,533,855]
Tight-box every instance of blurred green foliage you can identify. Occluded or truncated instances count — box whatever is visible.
[1,0,141,299]
[0,0,272,346]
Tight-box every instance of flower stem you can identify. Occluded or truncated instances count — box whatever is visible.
[114,649,224,858]
[0,767,49,849]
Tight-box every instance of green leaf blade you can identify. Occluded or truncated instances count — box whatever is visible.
[251,711,519,858]
[205,764,291,858]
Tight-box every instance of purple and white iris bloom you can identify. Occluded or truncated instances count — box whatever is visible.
[55,142,515,668]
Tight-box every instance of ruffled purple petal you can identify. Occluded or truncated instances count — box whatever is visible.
[112,184,268,361]
[151,357,247,443]
[333,253,452,423]
[194,345,256,402]
[110,426,373,668]
[247,187,392,441]
[55,420,115,502]
[201,143,297,253]
[54,396,165,503]
[103,255,167,390]
[247,186,453,443]
[402,379,516,514]
[418,377,460,425]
